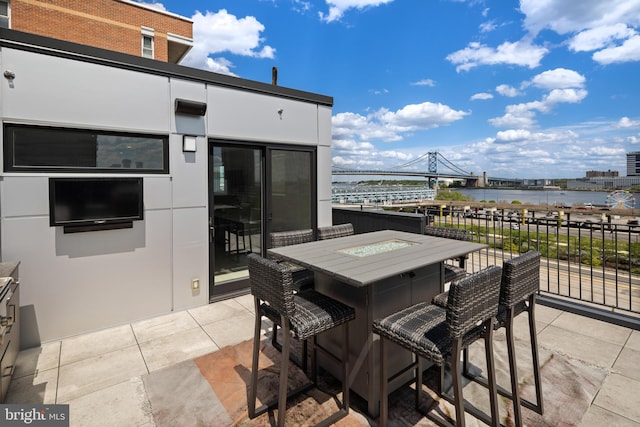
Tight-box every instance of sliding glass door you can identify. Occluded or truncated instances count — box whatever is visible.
[268,149,314,232]
[209,142,315,300]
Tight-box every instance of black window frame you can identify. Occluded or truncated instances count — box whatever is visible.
[3,124,169,174]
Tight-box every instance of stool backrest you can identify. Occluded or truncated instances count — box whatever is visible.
[270,229,314,248]
[269,229,314,262]
[500,251,541,308]
[424,226,470,241]
[446,265,502,338]
[317,223,354,240]
[248,253,295,318]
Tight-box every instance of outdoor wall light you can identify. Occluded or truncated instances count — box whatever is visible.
[277,108,283,119]
[3,70,15,80]
[183,135,197,152]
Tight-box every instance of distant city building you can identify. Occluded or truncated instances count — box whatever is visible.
[567,176,640,190]
[586,170,619,178]
[627,152,640,176]
[522,178,555,188]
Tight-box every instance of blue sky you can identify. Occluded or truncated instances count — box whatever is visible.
[135,0,640,179]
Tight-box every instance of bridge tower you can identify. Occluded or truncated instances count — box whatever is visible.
[428,152,437,188]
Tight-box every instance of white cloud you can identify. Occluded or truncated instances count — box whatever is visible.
[292,0,313,13]
[471,92,493,101]
[377,102,470,131]
[569,23,637,52]
[332,139,375,152]
[530,68,586,90]
[182,10,275,75]
[593,34,640,64]
[479,20,497,33]
[618,116,640,128]
[202,57,236,75]
[495,129,532,142]
[489,69,588,129]
[520,0,640,65]
[495,84,521,97]
[439,116,637,178]
[331,140,412,169]
[332,102,469,144]
[543,88,588,105]
[379,150,414,161]
[488,105,538,128]
[446,40,548,72]
[319,0,394,23]
[520,0,640,36]
[132,1,168,12]
[489,87,588,129]
[411,79,436,87]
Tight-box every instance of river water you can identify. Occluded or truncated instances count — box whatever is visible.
[454,188,638,208]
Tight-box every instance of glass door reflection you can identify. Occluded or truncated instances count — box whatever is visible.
[210,145,263,291]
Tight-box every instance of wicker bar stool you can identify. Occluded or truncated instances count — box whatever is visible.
[268,229,315,369]
[317,223,354,240]
[432,251,543,427]
[247,253,355,427]
[373,265,502,427]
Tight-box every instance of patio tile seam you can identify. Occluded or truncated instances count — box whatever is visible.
[590,400,640,425]
[537,343,617,373]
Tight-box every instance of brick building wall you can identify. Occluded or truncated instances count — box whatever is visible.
[9,0,192,62]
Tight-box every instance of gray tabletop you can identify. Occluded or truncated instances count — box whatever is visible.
[268,229,487,287]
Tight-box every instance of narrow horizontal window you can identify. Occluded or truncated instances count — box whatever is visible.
[3,124,169,173]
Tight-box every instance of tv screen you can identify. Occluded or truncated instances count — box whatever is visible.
[49,177,144,227]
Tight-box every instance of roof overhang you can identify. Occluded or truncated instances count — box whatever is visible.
[167,32,192,64]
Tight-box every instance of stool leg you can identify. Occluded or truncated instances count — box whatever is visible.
[278,316,291,427]
[272,324,279,348]
[310,336,317,383]
[451,338,466,427]
[379,336,388,427]
[415,356,423,411]
[505,308,523,426]
[248,298,262,418]
[342,322,350,412]
[529,295,544,414]
[462,347,470,376]
[484,320,500,427]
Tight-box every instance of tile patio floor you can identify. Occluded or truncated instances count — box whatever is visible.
[5,294,640,426]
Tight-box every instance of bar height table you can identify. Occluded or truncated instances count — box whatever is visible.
[268,229,487,417]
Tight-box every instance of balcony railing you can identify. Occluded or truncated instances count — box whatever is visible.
[436,210,640,316]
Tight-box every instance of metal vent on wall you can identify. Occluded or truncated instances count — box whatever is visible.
[175,99,207,116]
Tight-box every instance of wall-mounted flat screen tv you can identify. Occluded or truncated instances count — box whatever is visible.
[49,177,144,231]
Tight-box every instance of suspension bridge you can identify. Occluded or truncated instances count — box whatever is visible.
[332,152,520,187]
[332,152,484,187]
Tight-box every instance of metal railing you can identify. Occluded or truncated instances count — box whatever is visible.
[435,210,640,316]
